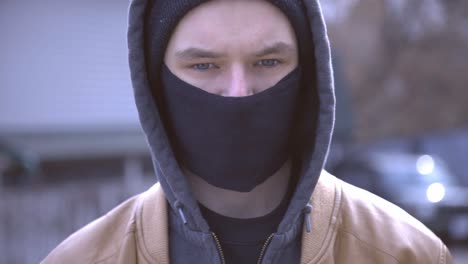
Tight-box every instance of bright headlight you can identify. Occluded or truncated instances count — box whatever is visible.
[417,155,434,175]
[426,182,445,203]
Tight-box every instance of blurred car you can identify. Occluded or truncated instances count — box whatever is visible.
[331,151,468,241]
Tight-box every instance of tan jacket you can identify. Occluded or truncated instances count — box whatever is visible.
[43,172,452,264]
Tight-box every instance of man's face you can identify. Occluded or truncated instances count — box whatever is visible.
[164,0,299,97]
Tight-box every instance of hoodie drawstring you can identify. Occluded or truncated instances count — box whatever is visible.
[303,203,313,233]
[175,201,188,225]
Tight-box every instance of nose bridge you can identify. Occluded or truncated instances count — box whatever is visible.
[226,64,252,97]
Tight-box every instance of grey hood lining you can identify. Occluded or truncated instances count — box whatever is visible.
[127,0,335,244]
[277,0,335,234]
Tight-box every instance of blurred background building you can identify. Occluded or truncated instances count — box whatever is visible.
[1,0,467,263]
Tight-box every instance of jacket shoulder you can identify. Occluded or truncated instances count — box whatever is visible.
[335,176,453,263]
[42,193,143,264]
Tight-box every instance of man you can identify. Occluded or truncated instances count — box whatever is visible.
[43,0,453,263]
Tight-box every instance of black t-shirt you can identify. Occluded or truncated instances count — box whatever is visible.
[199,181,293,263]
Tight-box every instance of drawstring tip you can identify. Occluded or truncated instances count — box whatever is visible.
[305,217,311,233]
[303,204,313,233]
[176,203,188,225]
[178,207,188,225]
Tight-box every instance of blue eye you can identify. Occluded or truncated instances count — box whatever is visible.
[192,63,216,71]
[256,59,280,67]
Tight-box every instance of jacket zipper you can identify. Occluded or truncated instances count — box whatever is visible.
[257,233,274,264]
[212,232,226,264]
[211,232,274,264]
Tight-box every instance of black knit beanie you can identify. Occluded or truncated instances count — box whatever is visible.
[144,0,315,93]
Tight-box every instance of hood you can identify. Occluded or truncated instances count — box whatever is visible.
[127,0,335,237]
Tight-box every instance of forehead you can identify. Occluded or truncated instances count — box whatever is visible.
[166,0,297,55]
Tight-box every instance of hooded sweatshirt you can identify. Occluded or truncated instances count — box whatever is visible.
[132,0,331,262]
[42,0,453,263]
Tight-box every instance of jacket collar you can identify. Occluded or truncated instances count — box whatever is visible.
[300,171,342,263]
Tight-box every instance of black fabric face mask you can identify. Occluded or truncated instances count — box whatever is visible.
[160,64,301,192]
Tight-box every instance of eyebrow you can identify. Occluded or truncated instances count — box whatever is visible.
[254,42,296,57]
[175,48,225,60]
